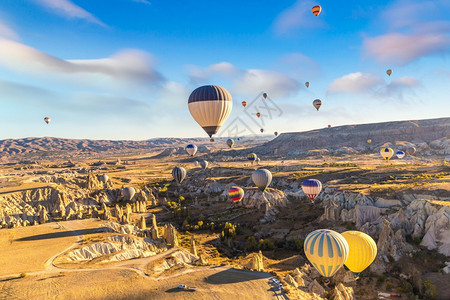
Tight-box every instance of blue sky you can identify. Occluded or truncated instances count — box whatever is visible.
[0,0,448,140]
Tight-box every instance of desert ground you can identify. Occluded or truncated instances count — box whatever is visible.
[0,120,449,300]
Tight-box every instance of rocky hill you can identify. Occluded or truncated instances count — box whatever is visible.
[253,117,449,157]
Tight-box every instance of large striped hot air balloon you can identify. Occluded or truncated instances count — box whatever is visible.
[252,169,272,192]
[186,144,197,157]
[226,138,235,148]
[188,85,232,140]
[122,187,136,201]
[228,186,244,203]
[247,153,257,165]
[301,179,322,202]
[172,167,187,184]
[313,99,322,111]
[341,231,377,276]
[304,229,349,278]
[312,5,322,16]
[200,160,209,170]
[380,148,394,161]
[44,117,51,124]
[396,151,405,159]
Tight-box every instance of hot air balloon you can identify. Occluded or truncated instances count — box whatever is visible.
[301,179,322,202]
[380,148,394,161]
[386,69,392,76]
[98,174,109,184]
[263,93,268,99]
[252,169,272,192]
[304,229,349,277]
[44,117,51,124]
[229,186,244,203]
[313,99,322,111]
[396,151,405,159]
[312,5,322,16]
[305,82,310,88]
[122,187,136,201]
[188,85,232,139]
[260,128,264,133]
[186,144,197,157]
[194,160,199,166]
[226,138,235,148]
[328,125,331,128]
[274,131,278,136]
[341,231,377,276]
[200,160,209,170]
[367,139,372,144]
[256,112,261,118]
[172,166,187,184]
[406,146,416,156]
[247,153,257,165]
[242,101,247,107]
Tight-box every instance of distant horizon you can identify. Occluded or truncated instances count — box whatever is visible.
[1,116,447,142]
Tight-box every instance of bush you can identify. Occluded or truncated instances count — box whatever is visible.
[423,280,437,299]
[20,273,27,278]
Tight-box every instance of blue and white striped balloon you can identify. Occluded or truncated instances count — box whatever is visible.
[301,179,322,202]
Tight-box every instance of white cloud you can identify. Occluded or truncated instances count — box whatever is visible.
[187,62,241,84]
[0,38,164,84]
[232,69,301,98]
[328,72,384,94]
[0,20,19,40]
[34,0,106,26]
[272,0,326,35]
[132,0,151,4]
[363,0,450,65]
[363,32,450,66]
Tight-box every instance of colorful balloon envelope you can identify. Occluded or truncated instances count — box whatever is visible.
[367,139,372,144]
[226,138,235,148]
[44,117,51,124]
[301,179,323,202]
[312,5,321,16]
[188,85,232,139]
[247,153,257,164]
[252,169,272,192]
[341,231,377,276]
[263,93,268,99]
[305,82,310,88]
[396,151,405,159]
[256,112,261,118]
[304,229,349,277]
[229,186,244,203]
[186,144,197,157]
[172,166,187,184]
[380,148,394,161]
[242,101,247,107]
[313,99,322,111]
[386,69,392,76]
[328,125,331,128]
[274,131,278,136]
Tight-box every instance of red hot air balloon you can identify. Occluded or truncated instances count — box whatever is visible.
[312,5,321,16]
[242,101,247,107]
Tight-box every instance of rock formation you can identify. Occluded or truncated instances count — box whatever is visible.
[163,223,178,247]
[190,233,197,256]
[245,250,264,271]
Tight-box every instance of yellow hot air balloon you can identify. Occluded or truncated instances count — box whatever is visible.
[341,231,377,276]
[380,147,394,161]
[304,229,349,277]
[386,69,392,76]
[367,139,372,144]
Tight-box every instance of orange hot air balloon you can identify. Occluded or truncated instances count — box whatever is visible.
[256,112,261,118]
[242,101,247,107]
[312,5,321,16]
[386,69,392,76]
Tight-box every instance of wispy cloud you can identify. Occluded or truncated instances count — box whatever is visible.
[363,0,450,65]
[232,69,301,98]
[328,72,384,94]
[0,20,19,40]
[132,0,151,4]
[187,62,242,85]
[272,0,326,35]
[0,38,165,85]
[34,0,106,26]
[277,52,321,79]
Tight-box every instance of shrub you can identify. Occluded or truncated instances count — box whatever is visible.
[423,280,437,299]
[20,273,27,278]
